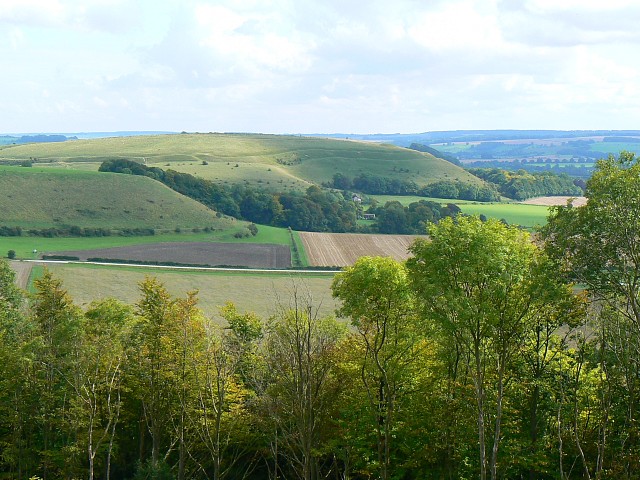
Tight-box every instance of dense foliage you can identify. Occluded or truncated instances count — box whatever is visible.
[464,158,595,178]
[0,225,154,237]
[326,172,500,201]
[468,167,583,200]
[366,200,461,234]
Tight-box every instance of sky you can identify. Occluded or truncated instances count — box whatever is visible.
[1,0,639,134]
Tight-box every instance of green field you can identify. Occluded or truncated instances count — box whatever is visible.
[458,203,549,228]
[30,263,338,321]
[371,194,550,228]
[0,133,484,190]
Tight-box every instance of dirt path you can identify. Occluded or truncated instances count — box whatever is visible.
[9,261,33,289]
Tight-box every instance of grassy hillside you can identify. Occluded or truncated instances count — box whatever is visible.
[0,166,235,231]
[0,133,483,190]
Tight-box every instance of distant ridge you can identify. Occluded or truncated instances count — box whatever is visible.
[306,130,640,147]
[0,131,176,140]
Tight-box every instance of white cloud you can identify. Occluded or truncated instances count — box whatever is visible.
[408,1,503,52]
[498,0,640,46]
[1,0,639,132]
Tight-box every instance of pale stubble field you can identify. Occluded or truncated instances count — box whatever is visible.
[299,232,424,266]
[33,263,340,323]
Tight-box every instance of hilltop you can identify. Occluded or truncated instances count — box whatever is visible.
[0,133,484,191]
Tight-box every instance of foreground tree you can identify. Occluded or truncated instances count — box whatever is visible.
[0,259,34,477]
[332,256,423,479]
[191,303,260,480]
[542,151,640,475]
[542,151,640,328]
[259,299,345,480]
[132,277,179,474]
[33,270,84,478]
[76,299,134,480]
[408,216,580,480]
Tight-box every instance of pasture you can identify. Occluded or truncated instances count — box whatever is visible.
[0,225,292,260]
[458,203,550,229]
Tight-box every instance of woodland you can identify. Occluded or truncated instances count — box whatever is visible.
[1,152,640,480]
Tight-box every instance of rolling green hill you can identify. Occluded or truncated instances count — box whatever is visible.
[0,166,235,231]
[0,133,484,191]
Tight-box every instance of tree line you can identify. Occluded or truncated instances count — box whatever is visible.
[2,152,639,479]
[365,199,461,234]
[468,168,584,200]
[326,172,500,201]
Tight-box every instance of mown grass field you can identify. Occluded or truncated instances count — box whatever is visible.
[29,264,339,321]
[457,203,549,229]
[0,133,484,190]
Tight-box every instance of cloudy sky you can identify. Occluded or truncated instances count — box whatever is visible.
[1,0,639,134]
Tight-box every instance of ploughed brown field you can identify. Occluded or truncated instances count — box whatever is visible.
[300,232,424,267]
[54,242,292,269]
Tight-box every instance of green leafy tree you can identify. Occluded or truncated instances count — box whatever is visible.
[258,299,345,480]
[0,259,34,477]
[75,299,134,480]
[31,269,83,479]
[332,256,423,479]
[191,303,260,480]
[132,277,178,473]
[408,216,579,480]
[543,151,640,328]
[542,151,640,473]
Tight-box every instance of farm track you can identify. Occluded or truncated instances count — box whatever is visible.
[9,261,33,289]
[300,232,424,267]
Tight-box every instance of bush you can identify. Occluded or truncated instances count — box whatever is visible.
[7,250,16,259]
[132,459,174,480]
